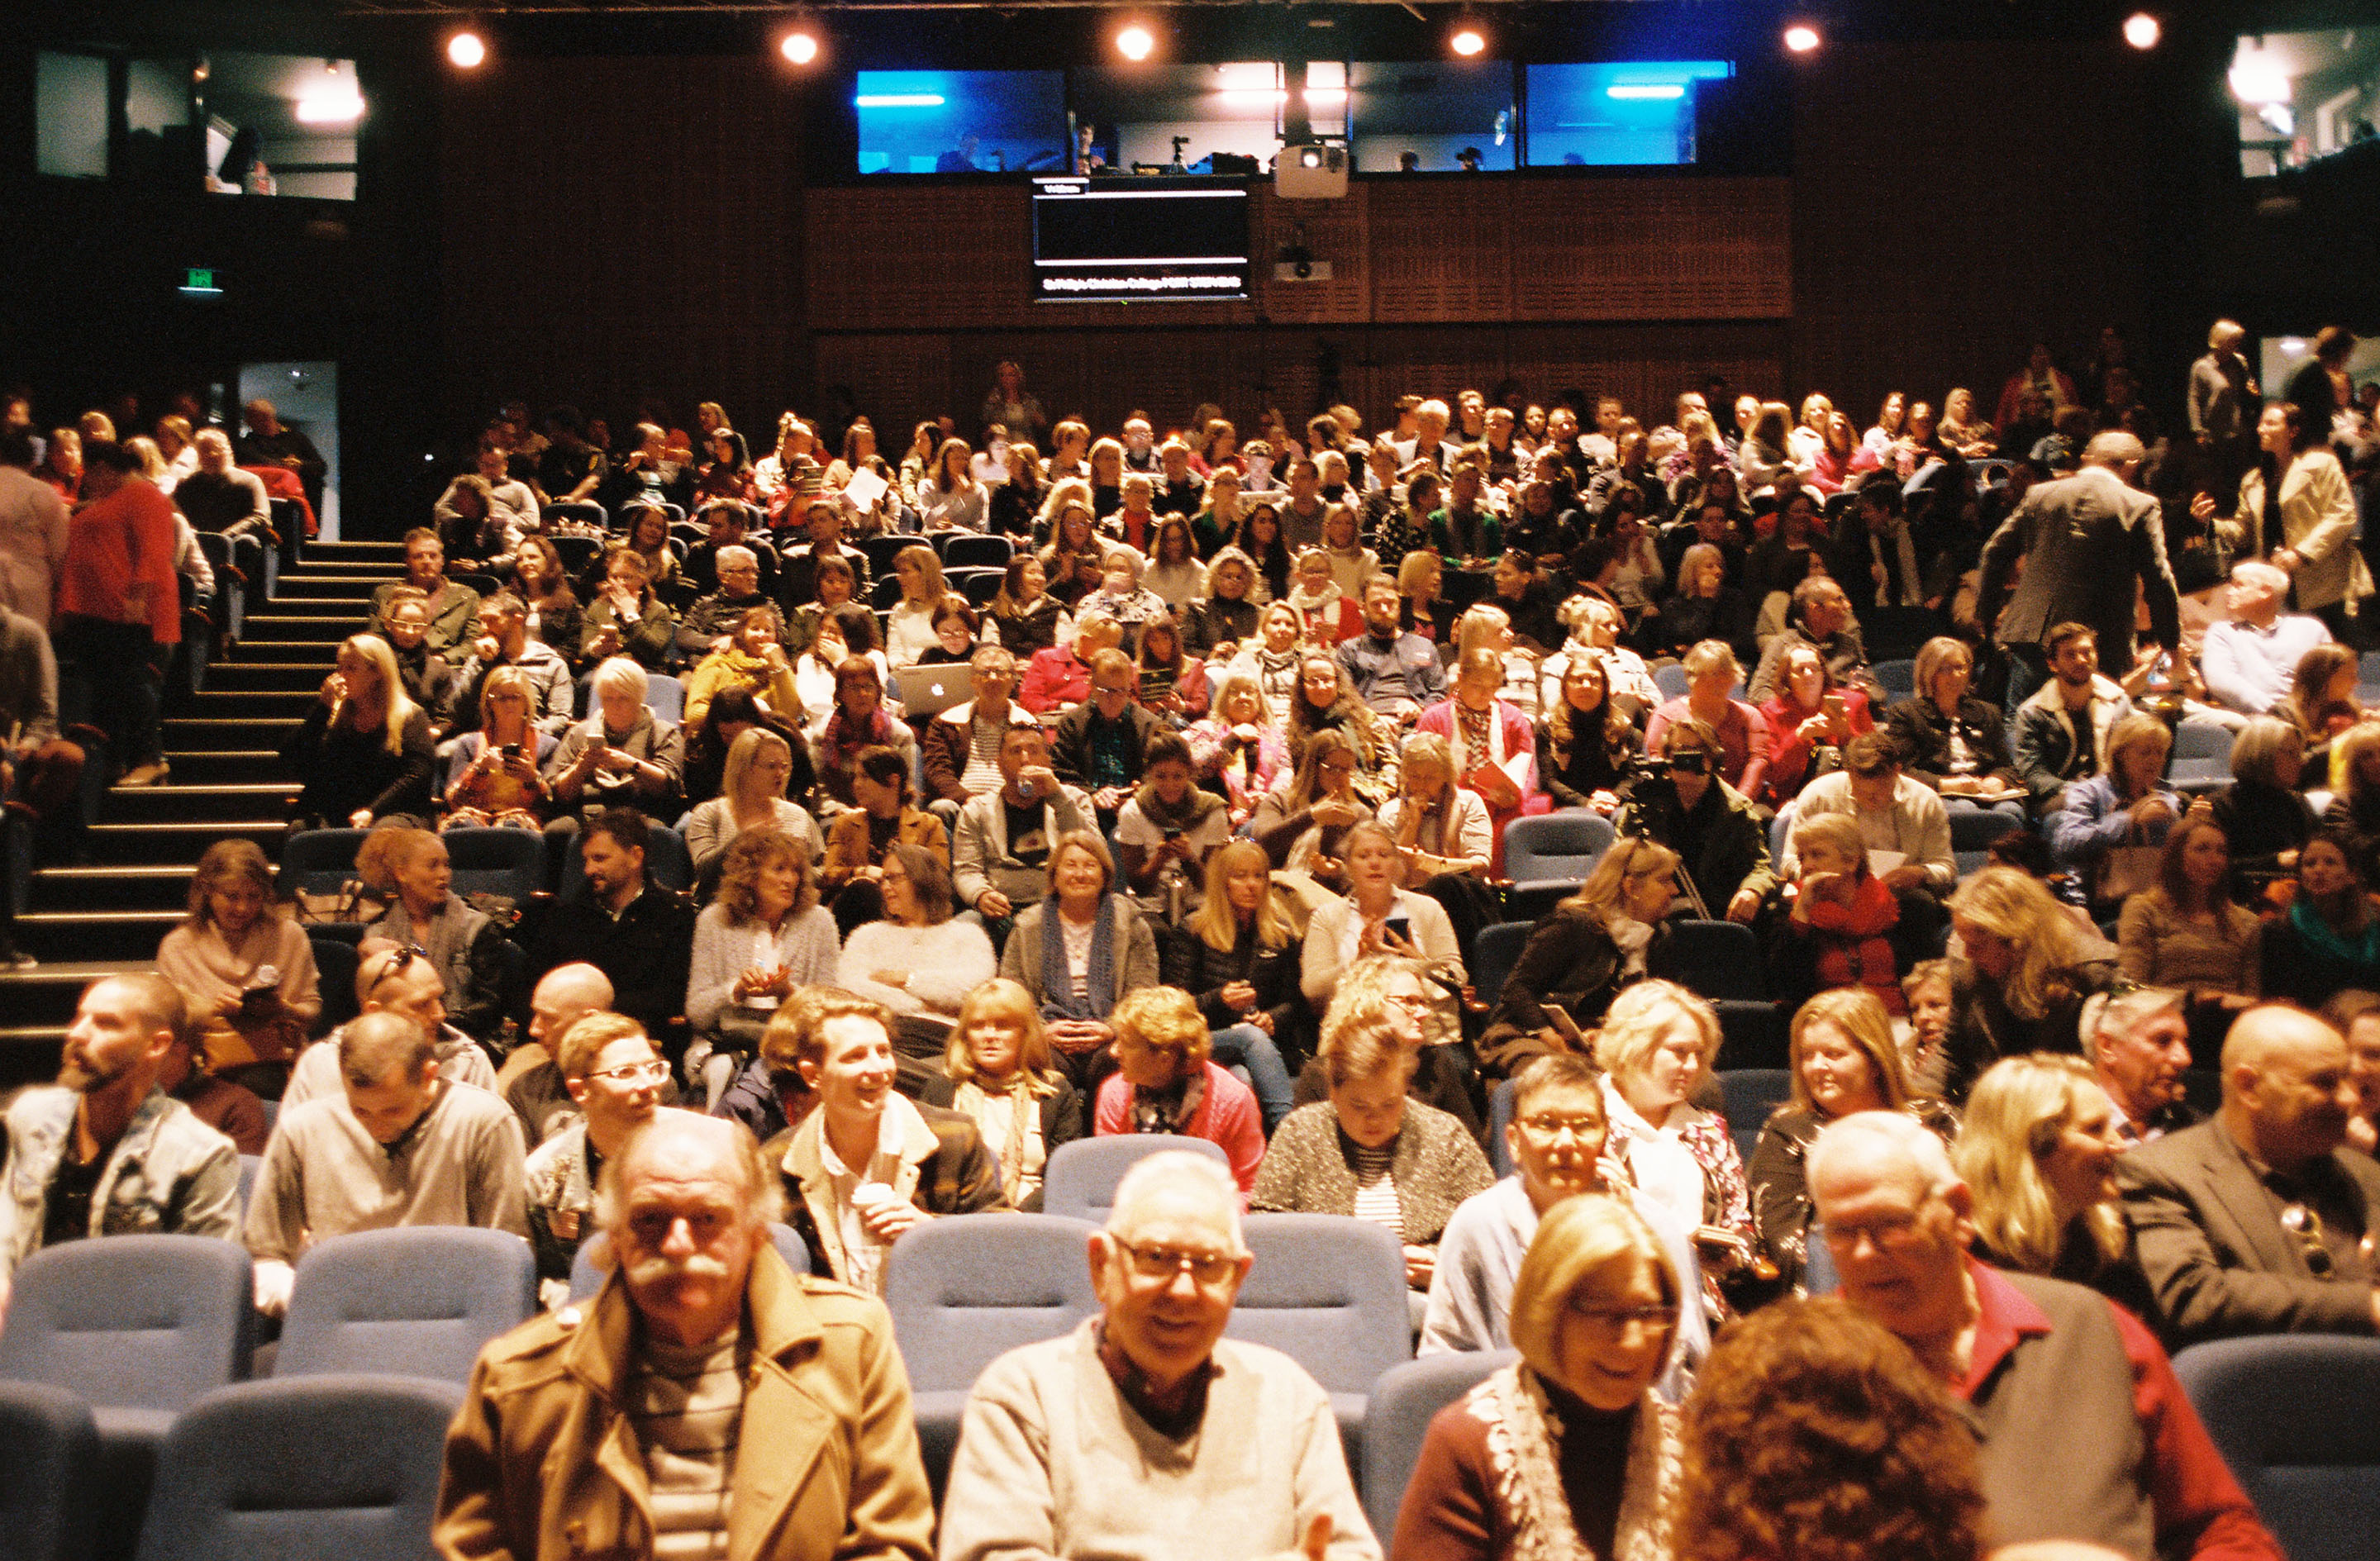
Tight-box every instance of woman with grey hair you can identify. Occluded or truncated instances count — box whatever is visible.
[2207,714,2318,890]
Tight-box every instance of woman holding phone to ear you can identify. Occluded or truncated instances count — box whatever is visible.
[1301,821,1466,1011]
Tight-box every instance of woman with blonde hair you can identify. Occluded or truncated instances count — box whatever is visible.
[680,726,820,881]
[1379,730,1492,885]
[1478,838,1682,1076]
[155,839,321,1095]
[920,976,1084,1210]
[1184,673,1288,825]
[358,826,507,1040]
[1595,979,1763,1316]
[885,543,950,668]
[285,632,435,829]
[1954,1052,2151,1316]
[440,665,555,831]
[2048,711,2182,903]
[1394,1196,1684,1561]
[684,828,840,1102]
[1453,601,1541,717]
[1932,865,2116,1102]
[1745,988,1947,1292]
[1229,600,1307,715]
[683,604,800,728]
[1162,838,1302,1131]
[1644,638,1771,801]
[1093,984,1265,1198]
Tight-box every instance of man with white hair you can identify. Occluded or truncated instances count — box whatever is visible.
[940,1149,1378,1561]
[1808,1111,2275,1559]
[2082,986,2200,1145]
[436,1109,935,1561]
[2117,1003,2380,1346]
[171,427,272,540]
[2197,560,2330,717]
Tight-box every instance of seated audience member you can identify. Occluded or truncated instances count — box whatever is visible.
[1185,673,1290,827]
[154,1002,269,1155]
[522,1013,664,1292]
[1143,514,1208,611]
[1288,953,1485,1145]
[1415,649,1540,872]
[777,493,873,609]
[439,666,558,830]
[1806,1111,2278,1558]
[921,645,1040,820]
[1301,821,1465,1011]
[2259,831,2380,1007]
[1037,499,1107,608]
[357,827,507,1041]
[544,656,685,825]
[836,843,994,1026]
[2049,713,2182,894]
[1749,989,1944,1292]
[1337,574,1445,725]
[954,723,1092,932]
[1644,640,1772,803]
[1079,550,1170,656]
[446,593,575,736]
[1095,986,1266,1200]
[1288,653,1398,797]
[2199,561,2330,718]
[247,1011,527,1316]
[1757,639,1873,810]
[1316,504,1377,603]
[285,633,437,829]
[1183,546,1261,661]
[919,978,1086,1211]
[680,684,811,812]
[528,808,697,1047]
[1132,616,1207,726]
[679,507,778,606]
[811,650,912,803]
[1883,635,2027,816]
[1749,573,1879,707]
[985,554,1073,662]
[1230,601,1307,714]
[1612,718,1778,926]
[885,545,951,669]
[374,588,450,712]
[682,727,820,881]
[174,426,272,540]
[432,1110,936,1561]
[155,839,321,1096]
[2288,644,2362,783]
[1250,727,1373,884]
[939,1150,1378,1561]
[1675,1297,1988,1561]
[712,1002,816,1149]
[1116,732,1230,913]
[682,604,798,730]
[511,535,584,673]
[1548,595,1660,721]
[1775,813,1913,1016]
[1396,1196,1687,1561]
[1537,650,1635,813]
[685,830,840,1099]
[1284,546,1361,647]
[283,943,498,1108]
[1478,839,1680,1078]
[2329,718,2380,869]
[823,744,948,930]
[0,976,240,1307]
[1958,1053,2156,1321]
[2330,992,2380,1154]
[1645,539,1750,664]
[578,545,677,672]
[1421,1054,1708,1384]
[2084,986,2201,1145]
[1163,842,1304,1130]
[772,991,1001,1293]
[2208,716,2316,889]
[783,554,864,666]
[1377,731,1491,888]
[2118,816,2259,1039]
[1824,473,1928,610]
[2120,1002,2380,1345]
[1782,731,1958,903]
[497,963,616,1148]
[1253,977,1494,1304]
[1902,958,1956,1095]
[1930,866,2117,1103]
[2011,622,2135,810]
[1597,980,1762,1318]
[1001,831,1160,1093]
[1017,608,1121,716]
[369,527,482,656]
[1052,649,1161,826]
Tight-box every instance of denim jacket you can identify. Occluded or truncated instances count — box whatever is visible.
[2,1086,240,1278]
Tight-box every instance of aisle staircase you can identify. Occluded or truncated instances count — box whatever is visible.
[0,540,404,1090]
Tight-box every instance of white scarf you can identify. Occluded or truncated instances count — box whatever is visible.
[1468,1364,1678,1561]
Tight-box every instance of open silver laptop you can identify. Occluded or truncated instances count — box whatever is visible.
[893,663,971,717]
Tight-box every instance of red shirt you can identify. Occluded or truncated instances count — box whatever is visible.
[60,476,180,644]
[1960,1260,2278,1561]
[1017,645,1092,716]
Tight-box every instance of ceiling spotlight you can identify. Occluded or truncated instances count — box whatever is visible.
[781,30,820,65]
[1783,24,1822,55]
[2123,12,2161,50]
[446,31,488,69]
[1115,23,1155,62]
[1450,25,1488,59]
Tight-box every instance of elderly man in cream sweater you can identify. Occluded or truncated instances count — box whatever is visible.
[939,1151,1378,1561]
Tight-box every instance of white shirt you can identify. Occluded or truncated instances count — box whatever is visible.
[1602,1077,1706,1237]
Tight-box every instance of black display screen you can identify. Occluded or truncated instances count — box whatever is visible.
[1031,177,1250,302]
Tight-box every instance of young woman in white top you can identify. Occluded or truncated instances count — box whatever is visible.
[884,544,950,669]
[1299,821,1465,1010]
[916,436,986,532]
[681,726,822,879]
[835,843,997,1018]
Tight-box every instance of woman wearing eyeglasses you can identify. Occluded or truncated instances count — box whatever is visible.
[1954,1052,2154,1321]
[1478,839,1681,1080]
[1393,1195,1685,1561]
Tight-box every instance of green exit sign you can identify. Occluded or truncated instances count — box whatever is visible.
[178,267,223,297]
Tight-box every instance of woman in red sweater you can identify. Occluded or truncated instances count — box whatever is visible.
[1093,984,1264,1202]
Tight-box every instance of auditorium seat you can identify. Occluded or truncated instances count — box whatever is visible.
[1226,1213,1411,1482]
[1468,923,1531,1019]
[1500,811,1614,918]
[1717,1068,1796,1163]
[1040,1135,1229,1225]
[0,1380,99,1561]
[274,1228,536,1384]
[1360,1351,1512,1548]
[439,826,545,903]
[2172,1335,2380,1561]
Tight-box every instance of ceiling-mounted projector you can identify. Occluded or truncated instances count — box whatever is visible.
[1275,142,1348,199]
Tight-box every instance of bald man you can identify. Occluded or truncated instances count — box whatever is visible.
[498,962,621,1146]
[2119,1003,2380,1345]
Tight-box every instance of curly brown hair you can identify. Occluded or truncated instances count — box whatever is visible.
[1677,1297,1987,1561]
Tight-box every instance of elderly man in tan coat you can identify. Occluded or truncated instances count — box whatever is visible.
[433,1109,935,1561]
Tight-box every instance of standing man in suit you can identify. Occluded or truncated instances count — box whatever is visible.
[1977,431,2180,711]
[2118,1003,2380,1348]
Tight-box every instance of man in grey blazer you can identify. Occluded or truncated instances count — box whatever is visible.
[1977,431,2181,710]
[2118,1003,2380,1348]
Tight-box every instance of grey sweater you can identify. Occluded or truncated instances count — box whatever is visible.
[244,1080,527,1264]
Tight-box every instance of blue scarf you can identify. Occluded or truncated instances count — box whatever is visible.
[2288,898,2380,968]
[1039,893,1119,1022]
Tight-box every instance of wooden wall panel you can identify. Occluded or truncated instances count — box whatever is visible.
[1366,182,1512,322]
[1510,178,1790,321]
[1254,187,1371,324]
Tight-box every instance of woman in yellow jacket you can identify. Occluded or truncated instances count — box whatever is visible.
[684,605,802,728]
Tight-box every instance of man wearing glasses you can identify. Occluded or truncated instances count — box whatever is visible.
[940,1150,1378,1561]
[1417,1053,1707,1397]
[2118,1003,2380,1345]
[523,1012,666,1297]
[278,942,497,1111]
[1808,1111,2275,1559]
